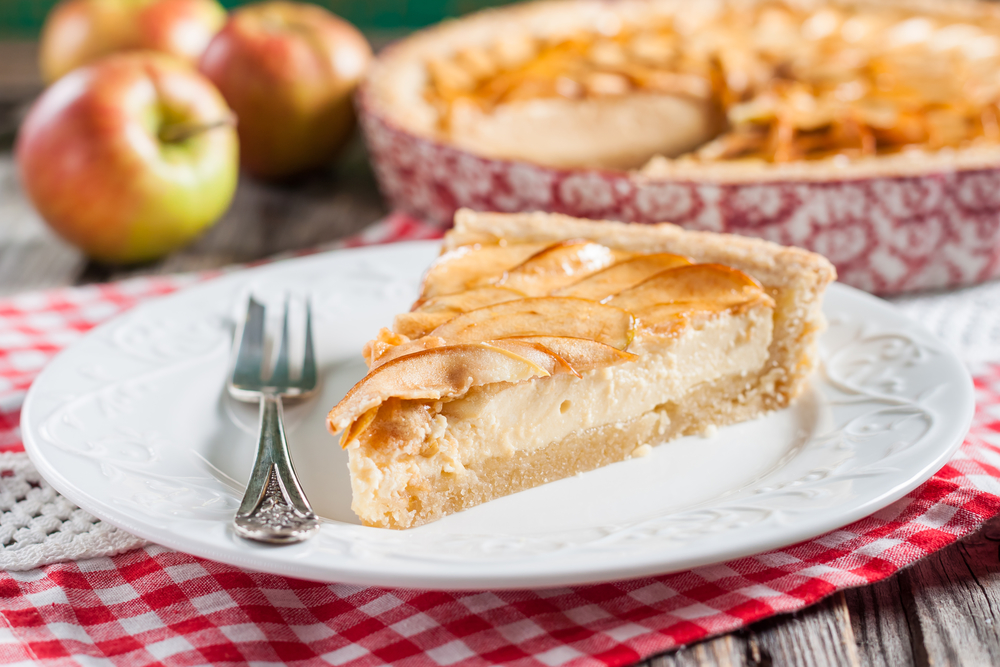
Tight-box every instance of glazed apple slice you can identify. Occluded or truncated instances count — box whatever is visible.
[420,242,550,298]
[397,286,527,338]
[495,240,626,296]
[482,339,579,377]
[393,312,454,340]
[607,264,765,312]
[633,302,729,335]
[416,286,525,313]
[369,335,447,369]
[430,297,636,350]
[501,336,638,373]
[554,253,693,301]
[410,286,525,320]
[328,343,552,433]
[370,336,577,376]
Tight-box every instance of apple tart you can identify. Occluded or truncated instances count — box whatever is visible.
[327,210,836,529]
[367,0,1000,170]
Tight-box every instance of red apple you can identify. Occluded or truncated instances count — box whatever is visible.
[40,0,227,83]
[16,52,239,263]
[199,2,373,179]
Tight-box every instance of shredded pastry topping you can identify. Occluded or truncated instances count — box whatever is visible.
[425,2,1000,163]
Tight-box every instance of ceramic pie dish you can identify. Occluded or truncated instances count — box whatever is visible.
[359,0,1000,295]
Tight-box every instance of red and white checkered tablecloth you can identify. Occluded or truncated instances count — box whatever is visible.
[2,213,1000,667]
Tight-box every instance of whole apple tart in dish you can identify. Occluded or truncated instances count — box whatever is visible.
[359,0,1000,294]
[327,209,835,530]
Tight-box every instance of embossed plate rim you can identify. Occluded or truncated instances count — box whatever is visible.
[21,241,975,590]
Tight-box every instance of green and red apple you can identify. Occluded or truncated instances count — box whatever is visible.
[199,2,373,179]
[40,0,227,83]
[16,52,239,263]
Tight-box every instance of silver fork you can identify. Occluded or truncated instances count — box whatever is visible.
[228,296,321,544]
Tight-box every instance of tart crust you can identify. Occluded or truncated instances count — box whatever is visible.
[328,211,835,529]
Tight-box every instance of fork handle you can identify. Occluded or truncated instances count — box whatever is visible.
[234,394,320,543]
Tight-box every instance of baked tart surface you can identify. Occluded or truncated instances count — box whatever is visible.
[327,210,836,529]
[368,0,1000,171]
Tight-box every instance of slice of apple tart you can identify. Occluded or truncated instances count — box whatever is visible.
[327,210,836,529]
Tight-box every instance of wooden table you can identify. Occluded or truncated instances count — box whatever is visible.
[3,41,1000,667]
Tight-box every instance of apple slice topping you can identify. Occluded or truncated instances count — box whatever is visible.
[500,336,638,373]
[554,253,693,301]
[481,339,580,377]
[420,242,550,298]
[328,343,552,433]
[606,264,765,312]
[396,286,527,338]
[369,336,577,376]
[495,240,625,296]
[416,286,526,313]
[394,311,458,340]
[632,302,729,334]
[340,340,575,444]
[429,297,635,350]
[369,336,448,370]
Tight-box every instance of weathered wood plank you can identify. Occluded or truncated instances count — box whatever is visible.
[0,238,85,296]
[0,155,86,295]
[895,516,1000,667]
[648,634,745,667]
[745,593,860,667]
[644,593,860,667]
[0,41,41,103]
[844,572,916,667]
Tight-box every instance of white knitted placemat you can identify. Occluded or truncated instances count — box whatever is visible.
[894,280,1000,368]
[0,452,146,570]
[2,282,999,572]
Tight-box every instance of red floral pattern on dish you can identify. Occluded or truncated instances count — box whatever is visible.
[361,107,1000,295]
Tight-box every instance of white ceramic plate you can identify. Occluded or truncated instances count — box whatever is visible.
[22,242,974,590]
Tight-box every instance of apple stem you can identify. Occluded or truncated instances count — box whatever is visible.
[160,113,237,143]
